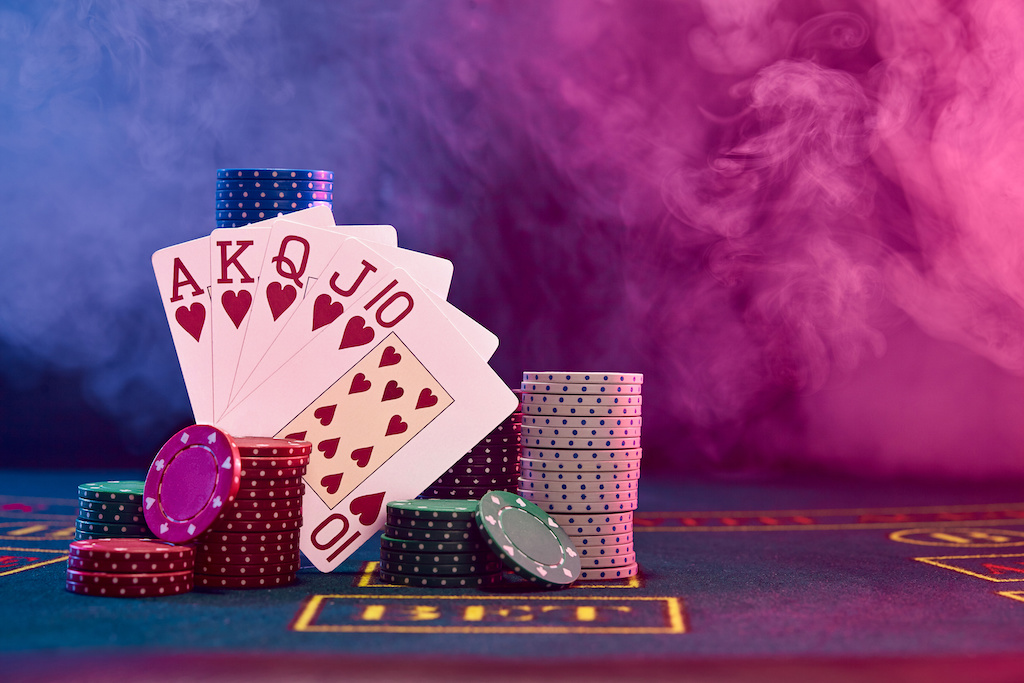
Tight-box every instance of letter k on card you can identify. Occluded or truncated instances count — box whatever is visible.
[275,333,452,509]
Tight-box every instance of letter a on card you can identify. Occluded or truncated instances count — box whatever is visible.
[152,237,214,422]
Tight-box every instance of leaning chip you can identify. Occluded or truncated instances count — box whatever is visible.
[475,490,580,587]
[143,424,241,543]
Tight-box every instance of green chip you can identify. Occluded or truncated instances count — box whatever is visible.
[377,569,502,588]
[78,481,145,503]
[77,509,144,524]
[74,530,156,541]
[378,559,503,576]
[475,490,581,587]
[383,524,485,543]
[75,519,151,535]
[380,548,498,565]
[384,513,476,531]
[379,535,488,554]
[77,498,144,514]
[386,499,479,520]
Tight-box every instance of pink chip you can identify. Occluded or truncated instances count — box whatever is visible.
[144,424,241,543]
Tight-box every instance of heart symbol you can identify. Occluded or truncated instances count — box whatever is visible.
[349,491,385,525]
[382,380,404,401]
[221,290,252,329]
[339,315,375,349]
[385,415,407,436]
[320,472,344,495]
[379,346,401,367]
[174,303,206,342]
[313,404,336,426]
[416,388,439,409]
[284,430,307,440]
[266,281,297,321]
[349,373,371,394]
[312,294,344,331]
[318,437,340,459]
[351,446,373,467]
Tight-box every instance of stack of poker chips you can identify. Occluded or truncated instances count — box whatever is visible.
[518,372,643,581]
[420,389,522,499]
[76,481,156,541]
[193,438,310,590]
[378,500,504,588]
[216,168,333,227]
[65,538,194,597]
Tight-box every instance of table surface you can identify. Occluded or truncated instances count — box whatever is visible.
[4,469,1024,682]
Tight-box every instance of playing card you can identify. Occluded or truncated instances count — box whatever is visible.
[277,332,453,508]
[152,236,214,422]
[226,222,453,408]
[218,267,517,571]
[209,227,271,420]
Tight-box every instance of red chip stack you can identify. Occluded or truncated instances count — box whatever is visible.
[65,538,195,597]
[193,437,310,590]
[420,388,521,499]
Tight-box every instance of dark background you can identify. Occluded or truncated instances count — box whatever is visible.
[2,0,1023,480]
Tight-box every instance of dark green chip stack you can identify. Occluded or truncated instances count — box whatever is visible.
[377,499,503,588]
[75,481,155,541]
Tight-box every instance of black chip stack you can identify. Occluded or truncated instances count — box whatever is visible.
[420,389,521,500]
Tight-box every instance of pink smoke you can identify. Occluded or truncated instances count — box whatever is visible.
[408,0,1024,478]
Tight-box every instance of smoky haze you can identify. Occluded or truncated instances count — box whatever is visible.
[1,0,1022,479]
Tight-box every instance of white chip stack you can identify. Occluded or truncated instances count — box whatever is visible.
[517,372,642,581]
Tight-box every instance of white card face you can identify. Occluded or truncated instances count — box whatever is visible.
[226,225,453,409]
[425,288,498,361]
[333,225,398,248]
[152,236,214,423]
[209,227,271,420]
[220,267,518,572]
[226,236,402,408]
[228,221,351,407]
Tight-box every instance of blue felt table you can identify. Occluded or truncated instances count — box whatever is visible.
[3,469,1024,682]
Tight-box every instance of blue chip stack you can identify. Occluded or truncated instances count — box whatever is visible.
[216,168,334,227]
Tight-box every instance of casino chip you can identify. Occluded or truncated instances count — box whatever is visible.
[215,200,327,211]
[195,574,295,590]
[79,481,145,503]
[522,436,640,450]
[216,179,333,192]
[523,403,642,417]
[578,563,639,580]
[522,372,644,385]
[217,168,334,181]
[520,382,642,395]
[377,570,502,588]
[143,425,241,543]
[216,190,332,202]
[385,514,477,530]
[379,535,488,554]
[521,449,643,462]
[521,415,642,428]
[475,491,580,587]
